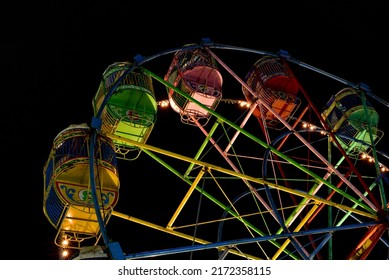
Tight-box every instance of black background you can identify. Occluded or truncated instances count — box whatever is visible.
[2,1,388,260]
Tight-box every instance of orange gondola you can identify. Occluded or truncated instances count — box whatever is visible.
[242,56,300,128]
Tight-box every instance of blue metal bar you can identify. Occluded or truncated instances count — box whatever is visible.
[88,130,109,246]
[124,221,378,259]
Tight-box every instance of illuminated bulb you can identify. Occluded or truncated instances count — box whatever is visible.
[237,101,249,107]
[62,239,69,246]
[160,100,170,107]
[62,250,69,257]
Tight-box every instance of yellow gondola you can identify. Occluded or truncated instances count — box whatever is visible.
[43,123,120,249]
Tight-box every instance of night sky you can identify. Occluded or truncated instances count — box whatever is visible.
[2,1,388,260]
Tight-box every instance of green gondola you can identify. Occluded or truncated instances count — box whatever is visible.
[92,62,158,160]
[322,87,383,158]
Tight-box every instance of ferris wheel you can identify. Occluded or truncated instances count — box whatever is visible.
[43,38,389,260]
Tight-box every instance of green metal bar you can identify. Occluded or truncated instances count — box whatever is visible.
[207,50,378,212]
[142,68,376,214]
[108,132,380,259]
[360,91,387,210]
[275,145,355,234]
[336,180,379,226]
[140,148,299,259]
[327,138,333,260]
[107,133,378,221]
[184,120,220,177]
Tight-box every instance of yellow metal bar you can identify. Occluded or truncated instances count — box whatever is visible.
[184,120,219,177]
[167,168,206,228]
[112,210,208,243]
[107,133,377,220]
[111,210,260,259]
[272,203,320,259]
